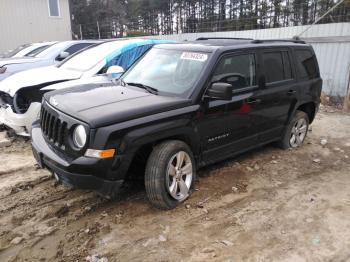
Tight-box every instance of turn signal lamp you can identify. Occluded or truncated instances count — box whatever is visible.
[85,149,116,159]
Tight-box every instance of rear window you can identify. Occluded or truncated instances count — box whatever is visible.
[263,51,293,83]
[295,50,318,79]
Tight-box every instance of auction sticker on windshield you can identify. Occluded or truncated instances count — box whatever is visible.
[181,52,208,62]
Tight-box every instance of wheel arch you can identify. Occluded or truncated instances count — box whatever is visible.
[120,122,200,179]
[296,102,317,124]
[128,131,200,165]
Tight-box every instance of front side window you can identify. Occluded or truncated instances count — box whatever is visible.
[106,44,153,71]
[123,48,209,96]
[295,50,318,79]
[48,0,60,17]
[212,54,256,89]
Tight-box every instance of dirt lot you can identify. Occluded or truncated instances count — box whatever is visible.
[0,108,350,262]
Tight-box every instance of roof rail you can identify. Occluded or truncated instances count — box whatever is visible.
[196,37,253,41]
[251,38,306,44]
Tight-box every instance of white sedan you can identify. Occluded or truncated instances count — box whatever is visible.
[0,40,100,81]
[0,42,57,58]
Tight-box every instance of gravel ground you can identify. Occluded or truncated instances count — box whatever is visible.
[0,109,350,262]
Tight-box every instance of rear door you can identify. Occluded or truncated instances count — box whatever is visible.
[253,48,298,142]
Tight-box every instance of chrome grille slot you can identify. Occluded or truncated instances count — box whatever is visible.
[40,105,68,148]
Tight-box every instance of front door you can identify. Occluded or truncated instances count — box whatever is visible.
[196,52,260,165]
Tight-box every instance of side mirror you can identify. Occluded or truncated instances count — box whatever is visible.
[106,65,124,80]
[56,51,70,61]
[206,82,233,100]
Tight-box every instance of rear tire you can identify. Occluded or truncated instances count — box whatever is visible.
[145,140,196,209]
[279,110,309,149]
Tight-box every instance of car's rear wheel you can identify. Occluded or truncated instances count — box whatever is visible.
[279,110,309,149]
[145,140,195,209]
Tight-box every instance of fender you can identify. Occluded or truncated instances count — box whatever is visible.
[285,77,322,125]
[287,100,318,126]
[91,105,200,148]
[89,106,201,175]
[121,118,200,155]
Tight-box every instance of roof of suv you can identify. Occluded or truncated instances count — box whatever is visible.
[154,38,309,53]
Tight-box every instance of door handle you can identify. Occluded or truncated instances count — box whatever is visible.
[287,90,296,95]
[247,98,262,104]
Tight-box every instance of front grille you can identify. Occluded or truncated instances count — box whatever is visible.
[40,106,67,148]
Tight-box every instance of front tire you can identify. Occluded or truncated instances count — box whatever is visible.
[279,110,309,149]
[145,140,196,209]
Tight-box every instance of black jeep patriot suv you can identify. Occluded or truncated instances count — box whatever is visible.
[31,38,322,209]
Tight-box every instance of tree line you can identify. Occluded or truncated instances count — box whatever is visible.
[69,0,350,39]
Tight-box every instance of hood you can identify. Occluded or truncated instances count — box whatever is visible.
[41,75,110,91]
[45,84,191,128]
[0,56,42,66]
[0,66,82,96]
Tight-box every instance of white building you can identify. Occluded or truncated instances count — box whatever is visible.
[0,0,72,53]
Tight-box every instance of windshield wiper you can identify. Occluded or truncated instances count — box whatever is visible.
[126,82,158,95]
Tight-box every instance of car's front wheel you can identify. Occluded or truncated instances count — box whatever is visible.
[279,110,309,149]
[145,140,195,209]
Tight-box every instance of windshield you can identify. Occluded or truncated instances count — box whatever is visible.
[32,42,70,58]
[123,48,209,96]
[59,41,122,72]
[0,44,30,58]
[24,45,51,57]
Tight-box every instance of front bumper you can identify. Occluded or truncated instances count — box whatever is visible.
[0,102,41,136]
[31,126,124,196]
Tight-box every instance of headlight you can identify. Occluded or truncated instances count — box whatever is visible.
[73,125,87,149]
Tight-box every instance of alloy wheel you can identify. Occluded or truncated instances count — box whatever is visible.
[290,118,308,147]
[166,151,193,201]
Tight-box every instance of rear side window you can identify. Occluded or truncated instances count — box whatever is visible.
[106,44,153,70]
[263,51,293,83]
[282,52,293,79]
[295,50,318,79]
[212,54,256,89]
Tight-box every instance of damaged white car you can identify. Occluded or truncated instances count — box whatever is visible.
[0,39,172,136]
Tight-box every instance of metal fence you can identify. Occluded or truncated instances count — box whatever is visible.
[70,0,350,98]
[72,1,350,39]
[140,22,350,98]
